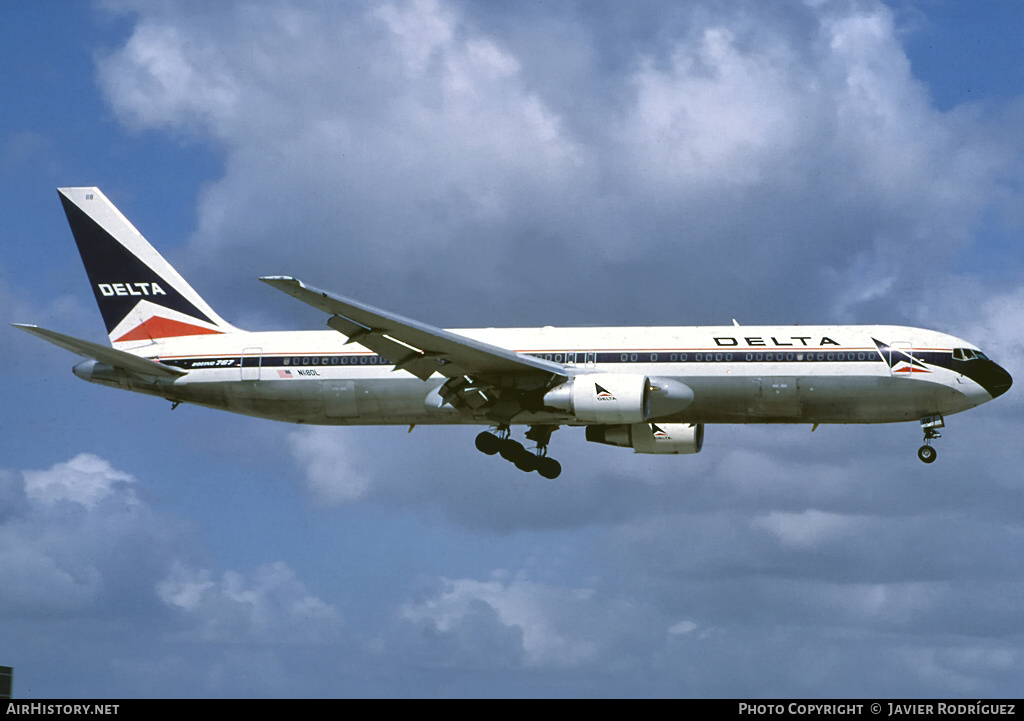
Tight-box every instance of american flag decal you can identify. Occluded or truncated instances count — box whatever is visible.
[278,369,293,378]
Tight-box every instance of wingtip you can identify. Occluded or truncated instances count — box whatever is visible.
[57,186,100,197]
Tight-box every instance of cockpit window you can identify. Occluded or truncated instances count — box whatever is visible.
[953,348,988,361]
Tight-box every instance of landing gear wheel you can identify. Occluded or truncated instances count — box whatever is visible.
[537,457,562,480]
[475,432,500,455]
[474,426,563,477]
[514,452,539,472]
[499,439,525,461]
[917,445,937,464]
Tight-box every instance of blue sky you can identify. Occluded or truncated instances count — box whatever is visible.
[2,0,1023,698]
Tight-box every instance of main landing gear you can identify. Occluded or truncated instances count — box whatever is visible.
[917,414,944,464]
[475,425,562,479]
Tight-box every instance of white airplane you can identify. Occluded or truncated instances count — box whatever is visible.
[15,188,1013,478]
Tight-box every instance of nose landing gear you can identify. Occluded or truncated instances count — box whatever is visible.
[917,444,937,463]
[917,414,944,464]
[475,425,562,479]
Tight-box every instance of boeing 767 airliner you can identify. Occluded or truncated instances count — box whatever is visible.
[15,188,1013,478]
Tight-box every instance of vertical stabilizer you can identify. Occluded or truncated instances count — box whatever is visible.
[57,187,238,346]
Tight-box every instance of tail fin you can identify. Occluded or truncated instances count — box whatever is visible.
[58,187,238,346]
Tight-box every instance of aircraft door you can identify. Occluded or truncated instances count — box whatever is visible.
[323,380,359,418]
[887,341,916,376]
[241,347,262,381]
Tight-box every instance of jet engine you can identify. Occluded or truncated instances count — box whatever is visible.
[586,422,704,454]
[543,374,694,424]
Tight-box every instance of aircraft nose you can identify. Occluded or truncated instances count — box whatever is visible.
[957,356,1013,400]
[979,361,1013,399]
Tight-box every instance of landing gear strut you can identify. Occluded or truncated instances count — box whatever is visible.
[917,414,944,464]
[475,425,562,479]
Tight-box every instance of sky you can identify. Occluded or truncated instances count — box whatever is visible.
[1,0,1023,698]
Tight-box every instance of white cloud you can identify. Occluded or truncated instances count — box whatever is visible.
[2,451,343,660]
[753,509,862,548]
[667,619,698,636]
[92,0,1023,335]
[0,454,156,614]
[98,0,580,280]
[622,26,806,190]
[286,426,372,504]
[401,573,600,667]
[23,453,139,508]
[157,560,342,643]
[98,21,239,133]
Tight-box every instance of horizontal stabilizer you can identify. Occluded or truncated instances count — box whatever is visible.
[12,324,186,378]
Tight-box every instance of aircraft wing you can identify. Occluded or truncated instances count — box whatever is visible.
[13,324,187,378]
[259,277,567,384]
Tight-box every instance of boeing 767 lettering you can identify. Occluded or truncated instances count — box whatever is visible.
[15,188,1013,478]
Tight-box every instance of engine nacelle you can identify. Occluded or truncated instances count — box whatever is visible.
[543,374,695,424]
[585,422,704,454]
[543,373,651,423]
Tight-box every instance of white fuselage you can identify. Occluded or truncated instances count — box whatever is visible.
[85,323,994,427]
